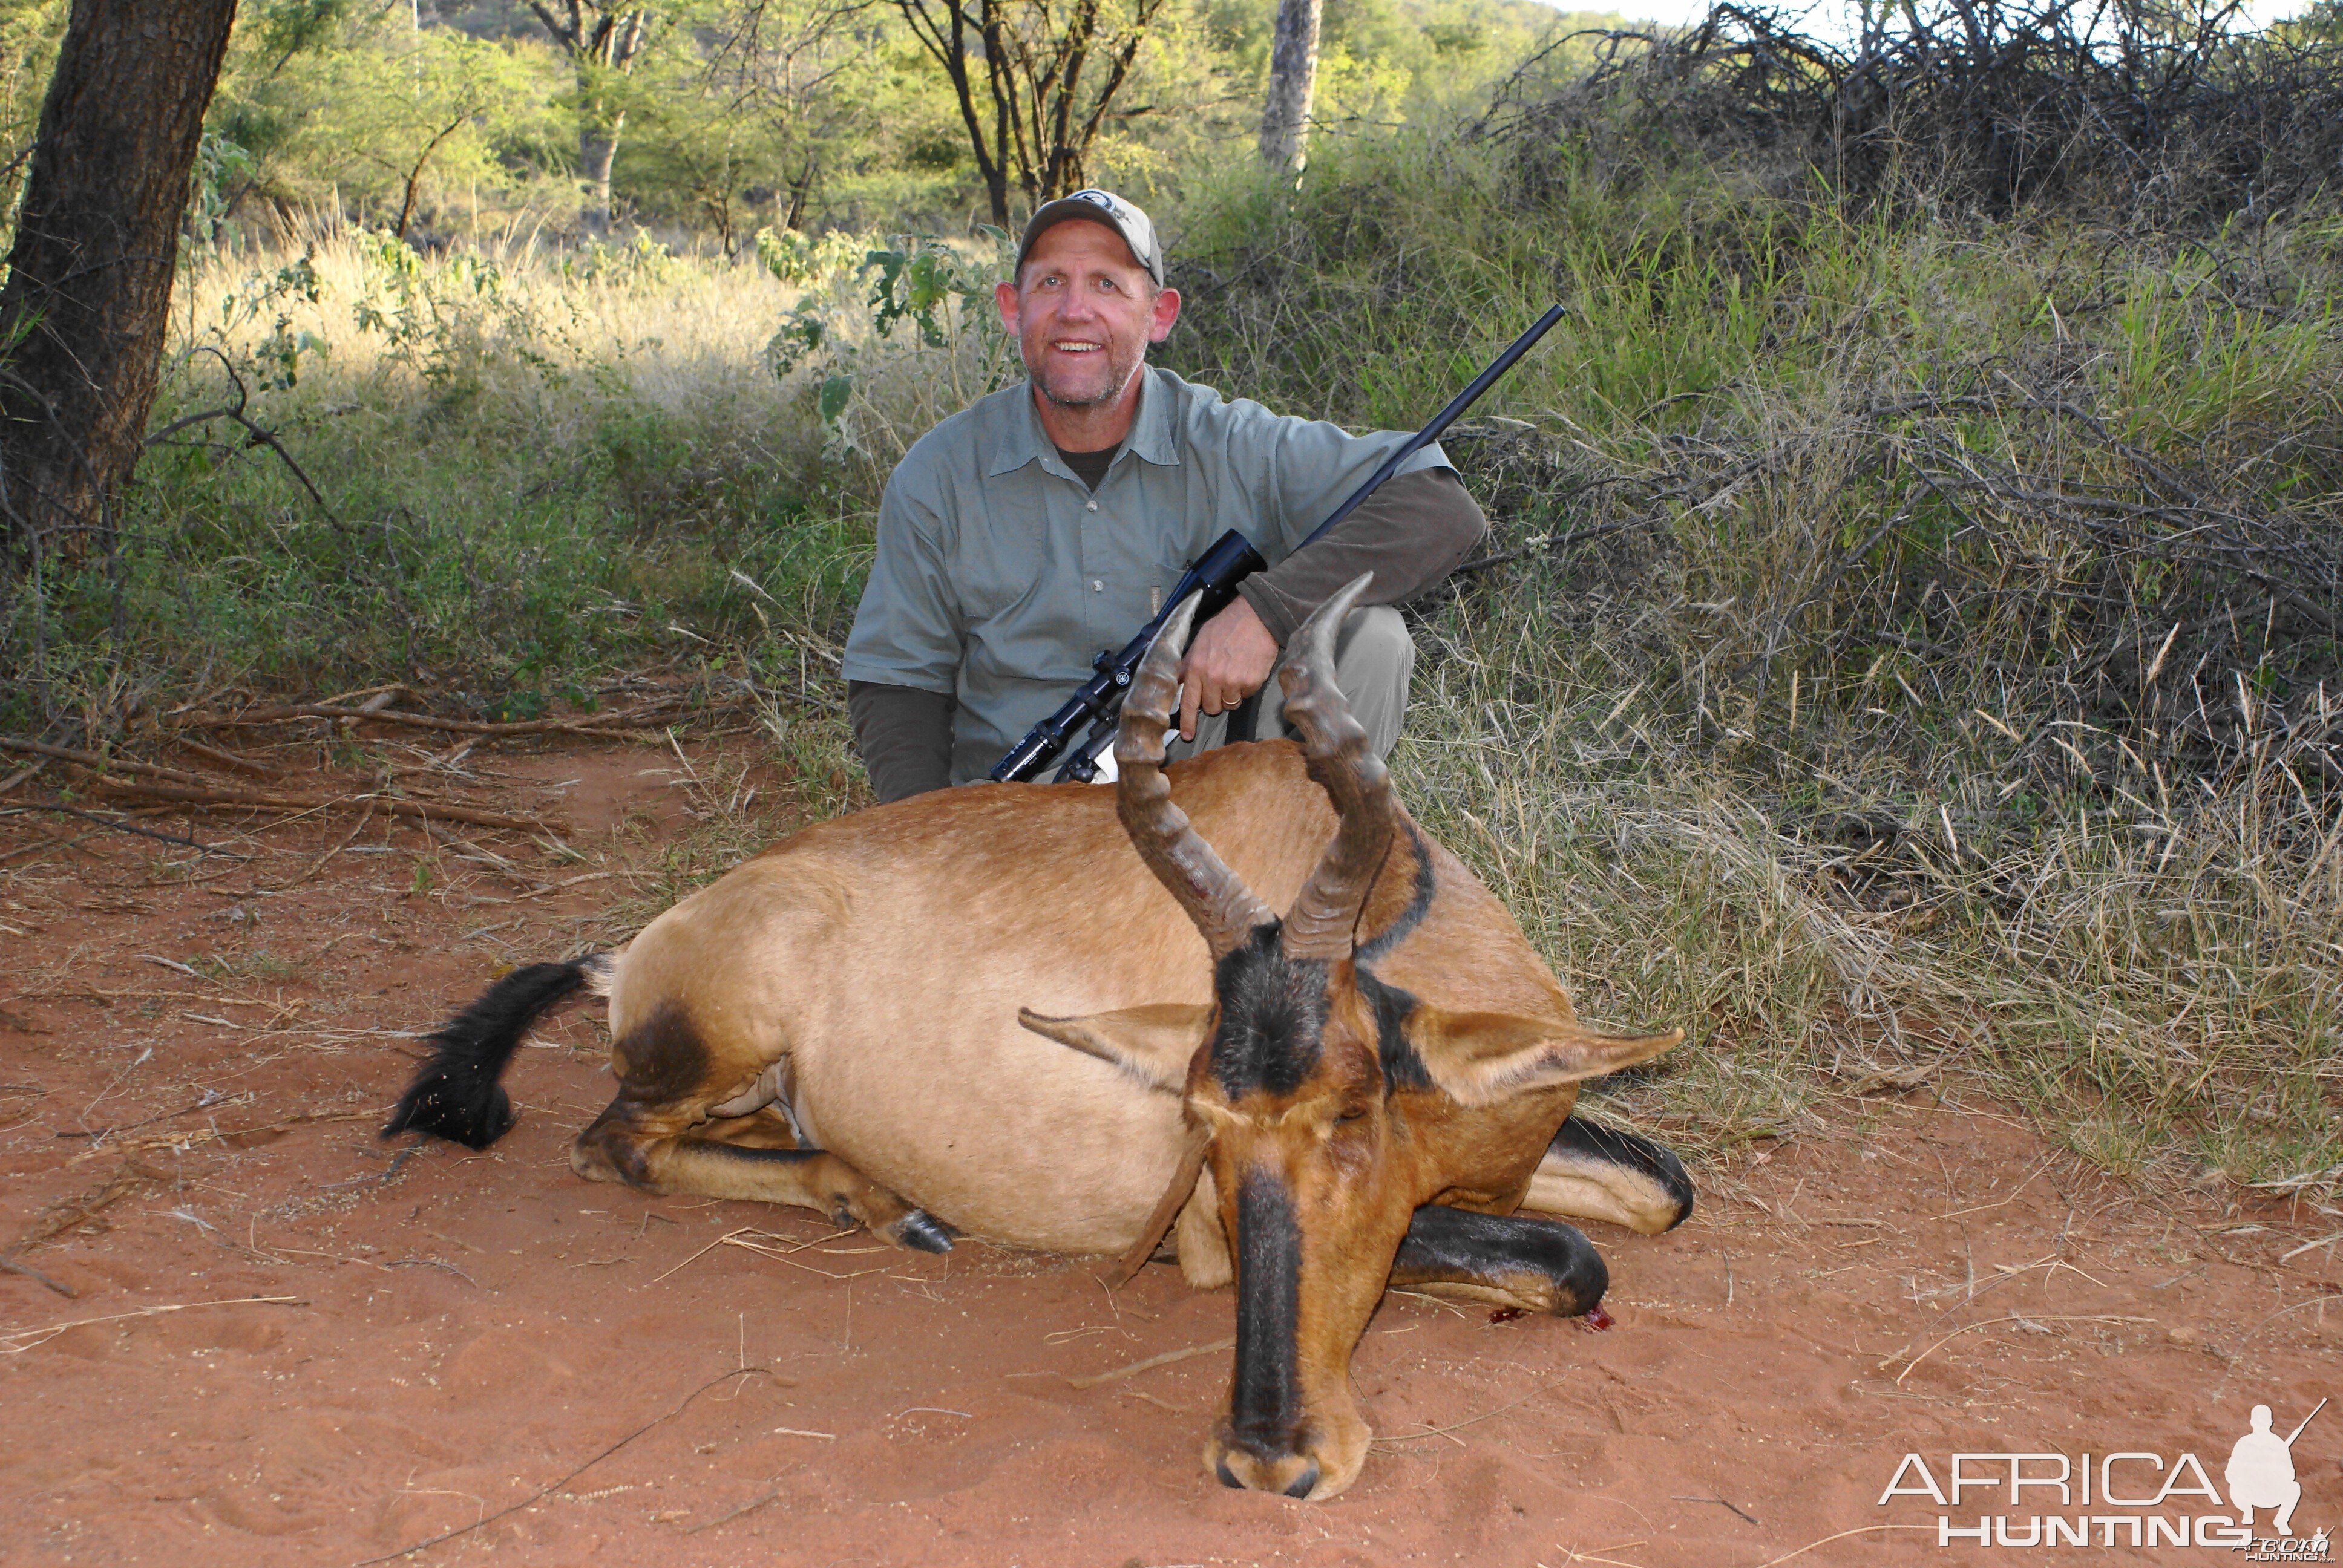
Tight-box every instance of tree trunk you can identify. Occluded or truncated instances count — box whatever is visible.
[579,113,623,235]
[784,155,817,230]
[1258,0,1321,173]
[526,4,649,237]
[0,0,241,573]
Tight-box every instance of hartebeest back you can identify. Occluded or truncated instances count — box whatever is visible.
[387,574,1691,1502]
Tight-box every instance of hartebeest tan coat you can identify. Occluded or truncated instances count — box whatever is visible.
[388,576,1692,1501]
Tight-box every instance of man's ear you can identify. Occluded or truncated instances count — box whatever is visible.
[1406,1005,1683,1106]
[995,278,1021,336]
[1149,284,1181,342]
[1018,1003,1211,1094]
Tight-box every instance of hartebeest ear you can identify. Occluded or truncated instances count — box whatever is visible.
[1017,1004,1212,1094]
[1407,1007,1684,1106]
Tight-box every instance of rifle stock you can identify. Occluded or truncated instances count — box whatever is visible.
[988,302,1566,785]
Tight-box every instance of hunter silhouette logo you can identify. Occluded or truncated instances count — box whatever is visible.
[1876,1396,2329,1552]
[2229,1400,2324,1537]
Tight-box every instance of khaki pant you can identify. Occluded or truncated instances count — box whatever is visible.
[1167,606,1415,764]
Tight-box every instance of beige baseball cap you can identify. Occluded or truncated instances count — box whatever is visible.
[1014,189,1165,287]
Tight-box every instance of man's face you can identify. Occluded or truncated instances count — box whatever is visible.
[995,220,1181,414]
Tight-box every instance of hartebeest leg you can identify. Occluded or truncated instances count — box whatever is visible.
[570,1098,954,1252]
[1387,1204,1607,1316]
[1520,1113,1694,1235]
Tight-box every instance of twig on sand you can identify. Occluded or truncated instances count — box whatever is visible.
[0,734,215,785]
[170,702,682,739]
[275,806,376,889]
[1543,1545,1651,1568]
[650,1224,862,1284]
[5,1155,172,1251]
[80,776,562,834]
[684,1488,784,1534]
[0,1256,77,1298]
[718,1230,891,1281]
[1065,1336,1236,1390]
[650,1224,754,1283]
[352,1365,781,1565]
[1,1295,301,1353]
[1881,1313,2152,1384]
[1749,1524,1938,1567]
[168,736,289,777]
[1119,1389,1188,1414]
[10,803,247,859]
[386,1257,483,1289]
[1371,1382,1564,1448]
[2214,1293,2343,1394]
[0,828,97,865]
[318,1147,420,1192]
[1671,1494,1758,1524]
[0,739,562,832]
[56,1087,243,1141]
[67,1110,368,1166]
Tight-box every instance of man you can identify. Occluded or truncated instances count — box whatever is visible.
[843,188,1487,802]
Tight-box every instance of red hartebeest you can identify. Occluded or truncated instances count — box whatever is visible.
[387,575,1691,1500]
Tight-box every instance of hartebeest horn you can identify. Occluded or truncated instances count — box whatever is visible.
[1115,591,1277,958]
[1277,574,1397,962]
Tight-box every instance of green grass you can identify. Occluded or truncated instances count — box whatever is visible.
[1158,128,2341,1189]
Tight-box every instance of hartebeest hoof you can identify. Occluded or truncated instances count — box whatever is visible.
[885,1209,955,1253]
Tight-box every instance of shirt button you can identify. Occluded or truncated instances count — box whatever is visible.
[1086,501,1098,512]
[1091,580,1104,592]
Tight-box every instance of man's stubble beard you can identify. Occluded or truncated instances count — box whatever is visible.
[1024,335,1147,413]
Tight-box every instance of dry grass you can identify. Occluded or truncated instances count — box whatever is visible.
[174,221,1006,477]
[1401,595,2341,1190]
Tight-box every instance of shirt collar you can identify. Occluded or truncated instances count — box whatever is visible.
[985,365,1182,477]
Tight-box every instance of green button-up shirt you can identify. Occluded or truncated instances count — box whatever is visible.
[842,366,1453,785]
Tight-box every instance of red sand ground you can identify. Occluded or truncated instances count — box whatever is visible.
[2,743,2338,1567]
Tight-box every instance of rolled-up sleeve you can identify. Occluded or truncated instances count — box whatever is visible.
[1199,395,1475,641]
[1256,416,1452,558]
[1237,468,1487,642]
[842,472,962,694]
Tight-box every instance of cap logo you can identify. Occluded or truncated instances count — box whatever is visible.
[1016,188,1162,284]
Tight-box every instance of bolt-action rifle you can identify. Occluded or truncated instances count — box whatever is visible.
[989,302,1567,784]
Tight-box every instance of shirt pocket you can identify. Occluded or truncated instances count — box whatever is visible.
[951,473,1056,623]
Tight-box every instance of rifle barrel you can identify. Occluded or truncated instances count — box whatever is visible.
[1294,302,1567,553]
[2286,1396,2327,1445]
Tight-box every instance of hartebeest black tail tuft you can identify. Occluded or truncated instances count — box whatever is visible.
[384,958,602,1149]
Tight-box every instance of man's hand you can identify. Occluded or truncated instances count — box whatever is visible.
[1177,596,1279,741]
